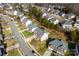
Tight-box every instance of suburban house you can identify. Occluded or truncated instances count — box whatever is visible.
[25,19,32,27]
[21,4,29,12]
[5,9,15,15]
[62,20,73,30]
[53,10,60,15]
[5,9,23,17]
[27,23,38,32]
[42,13,49,18]
[0,4,3,8]
[0,44,5,56]
[75,44,79,56]
[74,17,79,28]
[13,10,23,17]
[66,13,75,19]
[8,5,13,10]
[20,16,32,26]
[76,16,79,21]
[74,21,79,29]
[20,16,28,23]
[3,4,13,10]
[48,18,59,25]
[34,28,48,41]
[58,12,66,17]
[48,39,68,55]
[47,7,51,12]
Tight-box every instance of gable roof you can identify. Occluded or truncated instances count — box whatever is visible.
[28,23,37,30]
[49,39,63,48]
[34,28,45,39]
[14,10,23,16]
[63,20,72,25]
[21,17,28,24]
[49,39,68,54]
[49,18,56,23]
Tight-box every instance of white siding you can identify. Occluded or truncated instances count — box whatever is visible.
[21,16,27,22]
[41,33,48,41]
[25,20,32,26]
[31,27,37,32]
[74,23,79,28]
[14,10,17,15]
[63,24,72,30]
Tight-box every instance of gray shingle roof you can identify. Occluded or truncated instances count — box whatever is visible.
[49,39,68,54]
[49,39,63,48]
[28,23,37,30]
[49,18,55,22]
[34,28,45,39]
[64,20,72,25]
[20,16,24,19]
[14,10,23,16]
[21,17,28,24]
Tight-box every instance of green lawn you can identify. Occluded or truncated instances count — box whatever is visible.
[3,28,12,36]
[30,39,47,55]
[22,31,33,37]
[8,49,21,56]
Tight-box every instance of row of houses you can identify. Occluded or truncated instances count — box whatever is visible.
[20,15,49,41]
[4,5,69,55]
[0,3,49,41]
[41,5,79,30]
[1,4,79,56]
[62,17,79,30]
[1,3,79,31]
[3,4,78,31]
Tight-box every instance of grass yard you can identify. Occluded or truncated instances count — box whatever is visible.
[3,28,12,36]
[30,39,47,55]
[22,30,33,37]
[8,48,21,56]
